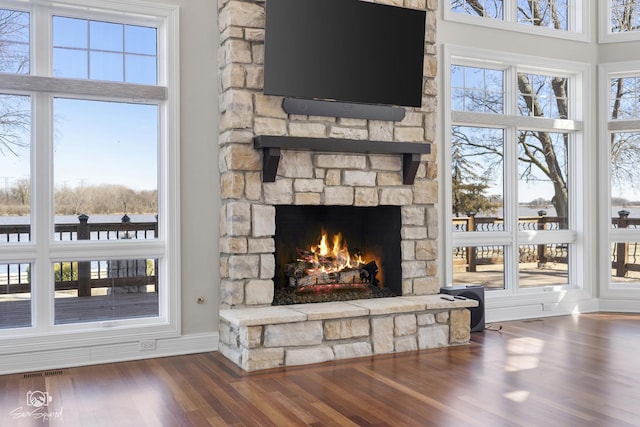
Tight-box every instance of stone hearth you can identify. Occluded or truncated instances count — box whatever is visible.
[217,0,455,371]
[219,296,478,371]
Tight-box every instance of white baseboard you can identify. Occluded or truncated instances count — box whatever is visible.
[598,299,640,313]
[486,299,600,324]
[0,332,219,376]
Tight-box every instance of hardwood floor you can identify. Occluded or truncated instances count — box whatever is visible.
[0,312,639,426]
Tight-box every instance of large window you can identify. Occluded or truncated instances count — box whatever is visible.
[600,62,640,293]
[447,0,585,40]
[446,48,586,295]
[0,1,179,348]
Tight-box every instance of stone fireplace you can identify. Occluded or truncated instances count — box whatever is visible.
[217,0,477,371]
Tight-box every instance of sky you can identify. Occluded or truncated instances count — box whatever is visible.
[1,97,158,193]
[1,13,158,193]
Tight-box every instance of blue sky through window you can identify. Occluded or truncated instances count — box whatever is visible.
[52,16,157,84]
[1,10,160,209]
[53,99,158,192]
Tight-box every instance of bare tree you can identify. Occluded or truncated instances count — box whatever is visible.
[53,184,157,216]
[452,126,503,216]
[0,9,30,156]
[609,73,640,192]
[0,9,29,73]
[10,177,29,204]
[611,0,640,32]
[453,1,572,220]
[0,94,29,156]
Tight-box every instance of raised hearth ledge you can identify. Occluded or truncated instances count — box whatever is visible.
[219,295,478,372]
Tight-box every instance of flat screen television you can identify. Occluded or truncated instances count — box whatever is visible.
[263,0,426,119]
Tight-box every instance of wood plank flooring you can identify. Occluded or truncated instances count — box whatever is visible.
[0,312,639,426]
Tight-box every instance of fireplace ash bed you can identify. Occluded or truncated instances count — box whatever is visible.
[273,282,396,305]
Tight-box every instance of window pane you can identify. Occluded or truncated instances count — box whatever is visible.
[53,258,158,324]
[518,73,568,118]
[450,0,504,19]
[125,25,156,55]
[610,132,640,226]
[517,0,569,30]
[0,94,31,241]
[125,55,157,85]
[452,126,504,230]
[518,131,569,229]
[53,98,158,241]
[90,51,123,81]
[0,262,31,329]
[53,16,87,48]
[611,0,640,33]
[451,65,504,113]
[0,9,30,74]
[53,17,157,84]
[610,77,640,119]
[90,20,122,51]
[519,243,569,287]
[453,245,505,290]
[53,48,88,78]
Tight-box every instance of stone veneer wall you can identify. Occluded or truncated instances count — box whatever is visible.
[218,0,438,309]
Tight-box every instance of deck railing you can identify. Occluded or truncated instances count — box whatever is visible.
[1,214,157,296]
[610,210,640,277]
[454,210,637,278]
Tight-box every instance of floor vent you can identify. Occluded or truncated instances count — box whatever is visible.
[23,369,66,378]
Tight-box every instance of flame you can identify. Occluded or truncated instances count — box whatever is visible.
[306,230,362,274]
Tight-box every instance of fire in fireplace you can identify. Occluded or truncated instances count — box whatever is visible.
[274,205,402,305]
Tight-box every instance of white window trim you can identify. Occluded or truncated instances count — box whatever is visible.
[443,0,588,43]
[598,61,640,299]
[598,1,640,43]
[443,45,593,306]
[0,0,181,354]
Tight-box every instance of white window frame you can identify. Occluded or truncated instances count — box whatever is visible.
[599,1,640,43]
[444,45,592,305]
[444,0,588,42]
[0,0,180,353]
[598,61,640,300]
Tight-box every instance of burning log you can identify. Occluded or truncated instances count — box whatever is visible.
[285,260,379,288]
[285,261,310,279]
[294,283,370,294]
[284,230,380,289]
[288,268,365,287]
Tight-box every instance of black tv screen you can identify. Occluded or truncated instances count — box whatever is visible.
[263,0,426,108]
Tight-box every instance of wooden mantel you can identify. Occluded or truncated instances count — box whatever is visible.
[253,135,431,185]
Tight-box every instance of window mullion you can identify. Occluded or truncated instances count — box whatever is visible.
[27,7,52,330]
[31,4,51,77]
[505,126,519,292]
[503,0,517,24]
[32,91,54,330]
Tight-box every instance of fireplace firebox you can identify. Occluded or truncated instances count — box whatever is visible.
[273,205,402,305]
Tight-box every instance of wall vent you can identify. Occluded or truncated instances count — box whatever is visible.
[23,369,66,379]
